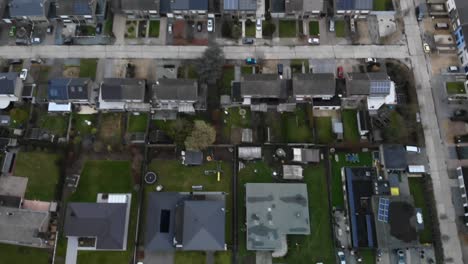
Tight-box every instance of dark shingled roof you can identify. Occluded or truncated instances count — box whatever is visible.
[336,0,372,10]
[101,78,146,101]
[9,0,47,17]
[0,72,18,95]
[293,73,336,96]
[170,0,208,10]
[121,0,160,10]
[48,78,91,101]
[270,0,285,12]
[56,0,95,16]
[346,72,391,96]
[153,79,198,101]
[381,145,408,170]
[240,74,288,98]
[64,203,128,250]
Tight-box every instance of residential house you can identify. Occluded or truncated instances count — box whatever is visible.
[223,0,257,18]
[145,192,226,251]
[64,193,131,254]
[48,78,93,112]
[335,0,372,17]
[98,78,149,112]
[55,0,103,25]
[447,0,468,68]
[234,74,292,112]
[271,0,324,18]
[0,72,23,109]
[344,72,396,113]
[379,144,408,171]
[456,167,468,226]
[245,183,310,255]
[0,206,50,247]
[293,73,341,110]
[160,0,208,18]
[120,0,160,19]
[8,0,50,23]
[151,79,199,119]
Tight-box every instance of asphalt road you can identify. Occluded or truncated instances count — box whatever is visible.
[401,0,464,262]
[0,44,408,59]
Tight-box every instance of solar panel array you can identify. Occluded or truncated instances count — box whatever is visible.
[73,1,90,15]
[369,81,391,95]
[377,198,389,223]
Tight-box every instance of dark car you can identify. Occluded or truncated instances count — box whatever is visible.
[277,64,283,75]
[337,66,344,79]
[197,22,202,32]
[243,38,254,44]
[47,25,54,34]
[450,109,468,122]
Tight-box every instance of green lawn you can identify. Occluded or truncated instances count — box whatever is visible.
[315,117,334,144]
[0,244,50,264]
[9,106,29,128]
[360,249,376,264]
[221,66,235,94]
[175,251,205,264]
[342,110,359,143]
[79,25,96,36]
[14,151,60,201]
[273,165,334,264]
[279,20,297,38]
[330,152,373,208]
[104,16,113,35]
[127,113,148,133]
[335,20,346,38]
[309,21,319,35]
[72,114,97,136]
[79,59,98,79]
[283,106,313,143]
[38,114,69,136]
[214,251,231,264]
[69,161,137,264]
[408,177,434,244]
[222,106,251,140]
[245,20,256,37]
[241,66,254,75]
[147,160,233,243]
[238,162,274,261]
[291,59,309,74]
[373,0,393,11]
[99,113,123,145]
[148,20,160,38]
[178,64,199,79]
[446,82,466,95]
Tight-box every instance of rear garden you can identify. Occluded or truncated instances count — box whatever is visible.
[14,151,61,201]
[342,109,359,143]
[98,113,123,147]
[408,177,434,244]
[127,113,148,133]
[0,244,50,264]
[314,117,334,144]
[330,152,373,208]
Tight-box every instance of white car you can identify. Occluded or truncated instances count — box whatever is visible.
[168,23,173,34]
[423,43,430,53]
[337,251,346,264]
[366,58,377,64]
[19,69,28,80]
[256,19,262,31]
[308,37,320,45]
[207,18,213,32]
[329,19,335,32]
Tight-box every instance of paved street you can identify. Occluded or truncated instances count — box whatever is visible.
[401,0,464,262]
[0,44,408,60]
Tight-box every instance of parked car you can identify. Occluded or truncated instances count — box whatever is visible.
[337,251,346,264]
[47,25,54,34]
[366,58,377,64]
[448,66,460,73]
[168,23,173,34]
[32,37,41,44]
[9,59,22,65]
[450,109,468,122]
[350,18,356,33]
[329,19,335,32]
[455,134,468,143]
[435,22,449,30]
[337,66,344,79]
[397,249,406,264]
[207,18,214,32]
[9,26,16,37]
[308,37,320,45]
[256,19,262,31]
[242,38,254,44]
[246,58,257,65]
[19,69,28,80]
[406,146,421,153]
[196,22,202,32]
[423,43,430,53]
[277,64,283,75]
[96,23,102,34]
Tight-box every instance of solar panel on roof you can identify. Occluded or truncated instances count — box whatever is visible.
[377,197,389,223]
[73,1,89,15]
[370,81,391,94]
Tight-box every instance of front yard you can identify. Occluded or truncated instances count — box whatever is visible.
[0,244,50,264]
[148,20,160,38]
[309,21,319,35]
[127,113,148,133]
[79,59,98,79]
[408,177,434,244]
[245,19,256,37]
[14,151,61,201]
[373,0,393,11]
[279,20,297,38]
[335,20,346,38]
[446,81,466,95]
[330,152,373,208]
[221,66,235,95]
[342,110,359,143]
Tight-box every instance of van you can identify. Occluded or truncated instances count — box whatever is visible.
[435,22,449,30]
[406,146,421,153]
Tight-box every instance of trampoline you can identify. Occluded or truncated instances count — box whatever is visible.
[145,172,157,184]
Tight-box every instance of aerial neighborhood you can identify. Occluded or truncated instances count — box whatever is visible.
[0,0,467,264]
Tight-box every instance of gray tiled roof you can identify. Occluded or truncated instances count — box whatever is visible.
[170,0,208,10]
[64,202,128,250]
[224,0,238,10]
[101,78,146,101]
[153,79,198,101]
[239,0,256,10]
[346,72,390,96]
[121,0,160,10]
[381,144,408,170]
[56,0,95,16]
[286,0,323,13]
[0,72,18,95]
[293,73,336,96]
[48,78,91,101]
[336,0,372,10]
[240,74,287,98]
[9,0,47,17]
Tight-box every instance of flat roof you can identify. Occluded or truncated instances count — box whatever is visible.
[245,183,310,251]
[0,206,49,247]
